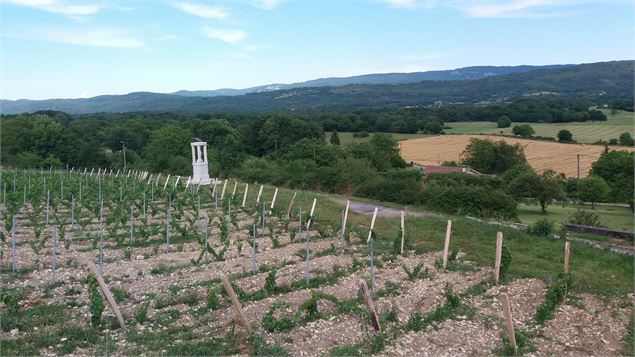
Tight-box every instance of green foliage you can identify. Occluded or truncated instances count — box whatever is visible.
[527,218,555,237]
[134,295,154,324]
[590,150,634,206]
[249,334,288,357]
[578,176,610,208]
[1,290,19,312]
[567,209,604,227]
[508,169,563,214]
[261,303,297,332]
[264,269,278,295]
[87,276,105,327]
[444,282,460,308]
[206,285,219,309]
[557,129,574,142]
[111,287,129,303]
[497,115,511,128]
[462,138,528,175]
[402,262,426,280]
[512,124,535,138]
[330,129,340,145]
[535,273,572,324]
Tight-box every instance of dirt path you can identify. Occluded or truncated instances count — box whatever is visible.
[328,197,435,218]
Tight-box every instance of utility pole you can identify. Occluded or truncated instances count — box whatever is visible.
[121,140,127,171]
[576,154,580,180]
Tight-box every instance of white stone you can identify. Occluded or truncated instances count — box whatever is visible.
[188,141,212,186]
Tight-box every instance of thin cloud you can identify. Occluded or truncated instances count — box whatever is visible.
[171,1,229,19]
[378,0,438,10]
[251,0,284,10]
[460,0,562,18]
[4,0,102,16]
[42,29,143,48]
[380,0,604,18]
[202,27,246,44]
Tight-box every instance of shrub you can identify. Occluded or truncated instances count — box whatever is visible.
[527,219,554,237]
[423,185,518,219]
[497,116,511,128]
[567,209,604,227]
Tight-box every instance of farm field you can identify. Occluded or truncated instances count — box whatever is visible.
[399,134,635,178]
[329,132,433,145]
[1,169,633,356]
[443,109,634,144]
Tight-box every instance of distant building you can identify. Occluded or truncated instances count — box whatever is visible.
[422,165,482,176]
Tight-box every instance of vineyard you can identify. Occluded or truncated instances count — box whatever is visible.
[0,169,633,356]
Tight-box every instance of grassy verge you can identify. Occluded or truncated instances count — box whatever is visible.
[518,203,634,231]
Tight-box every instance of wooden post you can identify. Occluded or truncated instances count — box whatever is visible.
[494,231,503,284]
[563,240,570,274]
[342,200,350,238]
[174,176,180,188]
[220,179,228,200]
[442,219,452,269]
[306,198,317,229]
[220,275,251,332]
[231,181,238,199]
[87,262,126,328]
[256,185,263,204]
[287,192,297,218]
[241,184,249,207]
[366,207,378,242]
[163,174,170,190]
[563,240,571,298]
[500,293,517,354]
[270,188,278,213]
[359,279,381,331]
[400,210,405,255]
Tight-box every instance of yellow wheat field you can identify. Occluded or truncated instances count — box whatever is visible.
[399,135,634,178]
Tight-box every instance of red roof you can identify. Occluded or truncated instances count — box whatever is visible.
[423,166,481,176]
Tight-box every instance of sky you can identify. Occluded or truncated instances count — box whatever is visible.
[0,0,633,100]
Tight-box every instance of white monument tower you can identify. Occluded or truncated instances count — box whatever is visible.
[189,140,212,185]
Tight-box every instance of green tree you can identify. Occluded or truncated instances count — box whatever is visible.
[496,116,511,128]
[619,132,634,146]
[144,124,193,174]
[590,150,634,209]
[589,109,607,122]
[461,139,527,174]
[330,129,341,145]
[512,125,535,138]
[557,129,573,143]
[578,176,610,209]
[509,170,563,214]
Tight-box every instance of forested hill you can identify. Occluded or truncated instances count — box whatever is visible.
[1,60,632,115]
[172,64,570,97]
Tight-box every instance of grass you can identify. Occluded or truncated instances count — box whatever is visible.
[326,132,433,145]
[517,203,634,231]
[443,109,634,144]
[273,185,633,296]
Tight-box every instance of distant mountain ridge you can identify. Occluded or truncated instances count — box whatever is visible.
[1,61,632,114]
[170,64,571,97]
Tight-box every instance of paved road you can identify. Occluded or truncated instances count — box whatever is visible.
[329,198,434,218]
